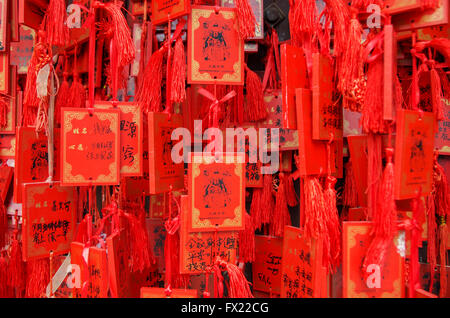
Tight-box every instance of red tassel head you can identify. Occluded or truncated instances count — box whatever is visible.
[40,0,69,47]
[234,0,256,39]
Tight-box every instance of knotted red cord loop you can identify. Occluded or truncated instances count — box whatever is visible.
[198,87,236,128]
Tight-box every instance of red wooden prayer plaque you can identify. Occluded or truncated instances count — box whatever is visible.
[417,24,450,40]
[106,229,130,298]
[393,0,449,31]
[281,44,307,129]
[384,0,421,15]
[0,134,15,159]
[94,102,143,176]
[87,247,109,298]
[145,218,166,273]
[188,153,245,232]
[435,99,450,155]
[130,0,151,16]
[10,25,35,74]
[342,221,405,298]
[384,24,397,121]
[0,164,12,201]
[70,241,88,298]
[0,52,8,94]
[151,0,190,26]
[394,109,435,200]
[347,135,368,207]
[260,91,299,151]
[280,226,323,298]
[148,112,184,194]
[347,208,367,221]
[14,127,60,203]
[0,0,7,51]
[312,53,343,141]
[295,88,335,176]
[22,182,76,261]
[140,287,198,298]
[61,108,120,186]
[180,195,237,274]
[188,6,244,85]
[253,235,283,295]
[19,0,46,31]
[0,66,16,134]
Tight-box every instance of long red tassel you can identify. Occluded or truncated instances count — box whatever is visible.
[323,176,342,272]
[164,216,189,289]
[430,68,444,121]
[426,194,437,293]
[40,0,69,47]
[55,68,70,125]
[303,177,326,241]
[234,0,256,39]
[68,45,87,109]
[343,160,359,208]
[214,259,253,298]
[238,212,255,263]
[260,174,274,226]
[26,258,50,298]
[438,222,447,298]
[323,0,350,59]
[270,173,291,237]
[0,252,10,298]
[362,147,397,278]
[136,47,166,113]
[285,174,298,207]
[0,197,6,248]
[244,66,267,122]
[250,188,263,230]
[170,37,186,104]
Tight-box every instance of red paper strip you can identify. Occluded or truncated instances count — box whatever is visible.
[22,182,76,261]
[188,6,244,85]
[435,99,450,155]
[342,221,405,298]
[61,108,120,186]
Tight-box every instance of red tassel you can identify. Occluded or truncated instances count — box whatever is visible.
[8,238,26,294]
[323,176,342,272]
[292,0,317,36]
[361,56,387,134]
[366,133,383,220]
[0,252,10,298]
[0,95,8,128]
[430,68,444,121]
[362,147,397,277]
[40,0,69,47]
[234,0,256,39]
[136,47,166,113]
[68,79,87,109]
[415,38,450,66]
[164,216,189,289]
[170,37,186,104]
[238,212,255,263]
[214,259,253,298]
[260,174,274,226]
[285,174,298,207]
[250,188,263,230]
[303,177,326,241]
[323,0,350,58]
[270,173,291,237]
[0,197,6,248]
[343,160,359,208]
[26,258,50,298]
[123,211,155,273]
[244,66,267,122]
[55,71,70,125]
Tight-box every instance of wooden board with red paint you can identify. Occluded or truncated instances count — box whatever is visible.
[148,112,184,194]
[180,195,237,274]
[10,24,35,74]
[394,109,435,200]
[253,235,283,295]
[0,0,7,51]
[106,229,130,298]
[0,133,15,159]
[0,52,8,94]
[151,0,190,26]
[188,6,244,85]
[436,98,450,155]
[22,182,76,261]
[312,53,343,141]
[188,153,245,232]
[61,108,120,186]
[0,164,12,201]
[87,247,109,298]
[0,66,17,134]
[94,102,143,176]
[281,44,307,130]
[140,287,198,298]
[342,221,405,298]
[393,0,449,31]
[280,226,323,298]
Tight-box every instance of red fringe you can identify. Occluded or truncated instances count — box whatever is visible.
[430,68,444,121]
[343,160,359,208]
[41,0,69,47]
[270,174,291,237]
[323,176,342,272]
[164,225,189,289]
[260,174,274,225]
[0,95,8,128]
[26,258,50,298]
[234,0,256,39]
[426,194,437,293]
[303,177,326,241]
[0,197,6,248]
[439,223,447,298]
[55,74,70,125]
[68,80,87,109]
[8,238,26,293]
[0,252,11,298]
[250,188,263,230]
[285,174,298,207]
[136,48,165,113]
[214,259,253,298]
[244,67,267,122]
[363,148,397,277]
[239,212,255,263]
[323,0,350,58]
[366,133,383,220]
[170,37,187,104]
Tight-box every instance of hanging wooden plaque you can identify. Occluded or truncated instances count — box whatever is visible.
[342,221,405,298]
[253,235,283,295]
[188,153,245,232]
[281,44,307,129]
[87,247,109,298]
[394,109,435,199]
[106,229,130,298]
[10,25,35,74]
[0,134,14,159]
[188,6,244,85]
[152,0,190,26]
[61,108,120,186]
[0,52,8,94]
[94,102,143,176]
[0,164,12,201]
[435,99,449,155]
[148,112,184,194]
[0,66,16,134]
[22,182,76,261]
